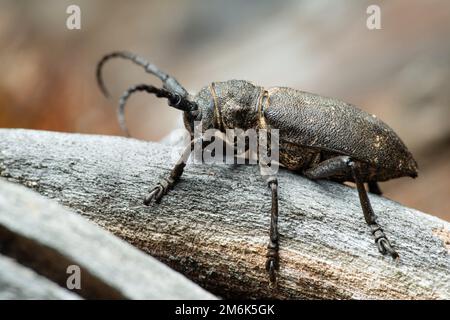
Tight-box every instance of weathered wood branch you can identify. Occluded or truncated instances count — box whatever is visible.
[0,179,215,299]
[0,254,80,300]
[0,129,449,299]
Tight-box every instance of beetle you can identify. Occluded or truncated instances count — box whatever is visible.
[96,51,418,283]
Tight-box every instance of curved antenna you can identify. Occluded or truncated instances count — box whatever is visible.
[96,51,188,98]
[118,84,198,136]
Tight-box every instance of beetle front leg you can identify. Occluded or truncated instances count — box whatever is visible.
[264,175,280,284]
[144,139,196,205]
[305,156,398,259]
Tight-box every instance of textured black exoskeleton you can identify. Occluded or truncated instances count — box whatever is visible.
[97,52,418,284]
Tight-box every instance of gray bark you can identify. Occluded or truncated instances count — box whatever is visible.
[0,128,449,299]
[0,178,215,300]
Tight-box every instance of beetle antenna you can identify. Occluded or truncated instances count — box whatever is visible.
[96,51,188,98]
[117,84,198,136]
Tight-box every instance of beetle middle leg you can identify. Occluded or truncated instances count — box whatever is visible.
[304,156,399,259]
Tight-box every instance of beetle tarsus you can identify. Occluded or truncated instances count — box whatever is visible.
[266,246,279,282]
[351,163,399,260]
[305,156,399,260]
[377,238,399,259]
[266,257,278,284]
[143,184,165,205]
[371,225,399,259]
[143,177,176,205]
[143,140,195,206]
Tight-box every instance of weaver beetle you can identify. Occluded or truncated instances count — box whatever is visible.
[97,52,418,283]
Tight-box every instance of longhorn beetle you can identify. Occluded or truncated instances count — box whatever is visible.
[96,52,418,283]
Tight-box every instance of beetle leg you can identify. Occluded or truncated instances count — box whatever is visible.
[368,181,382,195]
[264,175,279,284]
[351,164,398,259]
[305,156,398,259]
[143,139,197,205]
[304,156,351,180]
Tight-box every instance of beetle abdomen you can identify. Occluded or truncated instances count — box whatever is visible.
[278,142,321,171]
[263,87,418,179]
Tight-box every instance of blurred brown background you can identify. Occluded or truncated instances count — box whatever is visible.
[0,0,449,221]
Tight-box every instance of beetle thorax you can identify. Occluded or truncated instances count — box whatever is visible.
[208,80,262,131]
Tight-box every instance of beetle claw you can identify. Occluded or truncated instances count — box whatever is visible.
[265,258,278,285]
[143,185,164,205]
[265,246,279,285]
[376,237,399,260]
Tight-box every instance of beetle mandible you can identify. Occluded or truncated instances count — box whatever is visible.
[96,52,418,283]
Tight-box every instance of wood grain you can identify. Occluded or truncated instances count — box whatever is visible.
[0,129,448,299]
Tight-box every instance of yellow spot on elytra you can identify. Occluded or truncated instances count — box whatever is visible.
[374,135,381,148]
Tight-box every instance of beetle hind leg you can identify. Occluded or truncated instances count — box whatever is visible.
[304,156,398,259]
[352,167,398,259]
